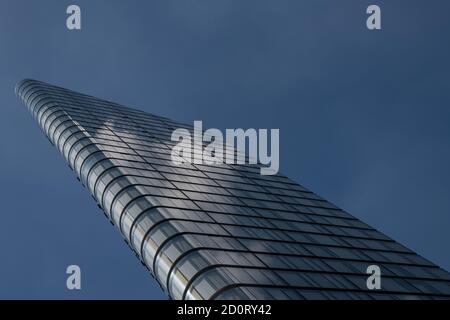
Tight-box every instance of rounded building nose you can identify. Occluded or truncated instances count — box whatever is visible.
[14,79,38,97]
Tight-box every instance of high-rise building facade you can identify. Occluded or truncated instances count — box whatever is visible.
[16,79,450,300]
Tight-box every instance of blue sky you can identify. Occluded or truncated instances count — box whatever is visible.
[1,1,450,299]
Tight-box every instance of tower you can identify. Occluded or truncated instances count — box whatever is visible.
[16,79,450,300]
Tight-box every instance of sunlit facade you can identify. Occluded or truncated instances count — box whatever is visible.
[16,79,450,300]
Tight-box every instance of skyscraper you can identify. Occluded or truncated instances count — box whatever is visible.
[15,79,450,300]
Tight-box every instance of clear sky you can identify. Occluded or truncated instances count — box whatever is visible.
[1,1,449,299]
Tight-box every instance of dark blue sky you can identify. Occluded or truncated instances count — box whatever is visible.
[1,1,450,299]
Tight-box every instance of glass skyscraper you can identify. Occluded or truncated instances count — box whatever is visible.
[16,79,450,300]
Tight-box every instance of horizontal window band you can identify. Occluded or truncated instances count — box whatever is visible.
[180,261,450,300]
[209,281,450,301]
